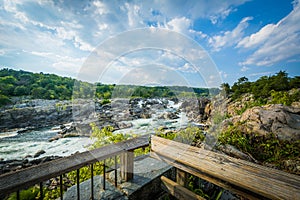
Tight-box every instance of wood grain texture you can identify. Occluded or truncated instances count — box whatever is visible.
[0,134,150,195]
[151,135,300,200]
[161,176,205,200]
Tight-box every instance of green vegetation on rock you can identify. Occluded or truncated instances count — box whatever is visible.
[223,71,299,104]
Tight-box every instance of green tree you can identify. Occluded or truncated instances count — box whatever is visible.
[220,83,230,96]
[14,86,30,96]
[0,94,10,106]
[31,87,47,99]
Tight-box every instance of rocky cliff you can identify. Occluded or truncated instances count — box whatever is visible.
[0,100,73,132]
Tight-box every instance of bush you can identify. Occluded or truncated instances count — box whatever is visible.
[0,94,10,106]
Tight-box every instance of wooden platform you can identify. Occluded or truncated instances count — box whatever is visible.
[150,135,300,200]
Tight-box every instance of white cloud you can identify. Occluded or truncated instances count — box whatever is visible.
[93,0,108,15]
[0,0,248,84]
[241,66,249,72]
[167,17,191,33]
[208,17,253,51]
[238,0,300,66]
[178,63,197,73]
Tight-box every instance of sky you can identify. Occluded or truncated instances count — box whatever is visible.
[0,0,299,87]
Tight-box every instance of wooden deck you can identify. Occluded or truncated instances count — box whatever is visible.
[150,135,300,200]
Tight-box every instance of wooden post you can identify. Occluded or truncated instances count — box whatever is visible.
[120,151,134,182]
[176,168,188,187]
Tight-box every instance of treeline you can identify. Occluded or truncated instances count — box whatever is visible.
[0,68,215,106]
[222,71,300,105]
[0,69,75,105]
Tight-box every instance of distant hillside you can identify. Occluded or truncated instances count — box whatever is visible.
[0,68,217,106]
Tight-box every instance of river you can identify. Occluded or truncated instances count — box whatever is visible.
[0,99,189,161]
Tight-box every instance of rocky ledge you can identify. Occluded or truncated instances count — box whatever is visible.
[223,104,300,142]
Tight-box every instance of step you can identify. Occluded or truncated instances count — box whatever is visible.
[63,155,173,200]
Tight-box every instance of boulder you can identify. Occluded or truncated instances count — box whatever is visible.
[158,112,179,120]
[228,104,300,142]
[34,150,46,158]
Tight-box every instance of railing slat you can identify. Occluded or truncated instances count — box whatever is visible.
[40,182,43,200]
[60,175,63,200]
[103,160,106,190]
[91,164,94,200]
[114,156,117,187]
[77,169,80,200]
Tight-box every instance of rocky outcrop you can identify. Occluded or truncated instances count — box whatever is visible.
[180,98,210,123]
[225,104,300,142]
[0,100,73,132]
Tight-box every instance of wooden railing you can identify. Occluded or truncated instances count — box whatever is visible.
[2,134,300,200]
[150,135,300,200]
[0,134,150,200]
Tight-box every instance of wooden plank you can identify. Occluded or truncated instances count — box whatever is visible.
[0,134,150,195]
[176,168,188,187]
[151,135,300,200]
[161,176,205,200]
[151,152,261,200]
[120,151,134,181]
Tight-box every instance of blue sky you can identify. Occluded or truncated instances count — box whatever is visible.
[0,0,299,87]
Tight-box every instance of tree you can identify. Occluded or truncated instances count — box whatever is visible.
[220,83,230,96]
[0,94,10,106]
[31,87,47,99]
[14,86,30,96]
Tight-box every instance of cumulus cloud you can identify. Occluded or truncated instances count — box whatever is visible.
[238,0,300,66]
[208,17,253,51]
[0,0,248,84]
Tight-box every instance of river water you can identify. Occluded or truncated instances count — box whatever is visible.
[0,100,189,161]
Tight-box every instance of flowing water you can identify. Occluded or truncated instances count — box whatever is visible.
[0,100,189,161]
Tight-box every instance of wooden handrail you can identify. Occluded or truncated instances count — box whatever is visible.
[151,135,300,200]
[0,134,150,195]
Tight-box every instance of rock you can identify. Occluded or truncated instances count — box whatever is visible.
[0,100,73,132]
[218,144,256,162]
[158,112,179,120]
[229,104,300,142]
[59,128,67,134]
[117,122,133,129]
[49,134,63,142]
[180,98,211,123]
[34,150,46,158]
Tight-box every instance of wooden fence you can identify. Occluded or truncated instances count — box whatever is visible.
[2,134,300,200]
[0,134,149,200]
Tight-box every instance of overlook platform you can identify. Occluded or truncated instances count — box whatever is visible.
[63,155,173,200]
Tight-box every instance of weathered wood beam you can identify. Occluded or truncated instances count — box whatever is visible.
[161,176,205,200]
[151,135,300,200]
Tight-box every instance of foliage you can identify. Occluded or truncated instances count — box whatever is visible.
[270,89,299,106]
[0,68,75,104]
[234,98,267,115]
[0,94,10,105]
[7,186,39,200]
[0,68,218,107]
[100,98,111,105]
[218,124,300,164]
[156,126,206,145]
[224,71,300,103]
